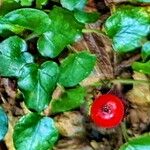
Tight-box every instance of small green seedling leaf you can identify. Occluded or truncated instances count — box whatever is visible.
[36,0,48,8]
[18,61,59,112]
[119,134,150,150]
[13,113,59,150]
[0,107,8,141]
[104,5,150,53]
[20,0,34,6]
[1,8,51,34]
[141,41,150,61]
[74,10,100,24]
[59,51,96,87]
[60,0,87,11]
[37,6,84,58]
[0,36,33,77]
[132,60,150,74]
[51,86,86,114]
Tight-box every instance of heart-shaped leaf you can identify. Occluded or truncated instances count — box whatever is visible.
[0,36,33,77]
[51,86,86,114]
[37,6,84,58]
[119,134,150,150]
[132,60,150,74]
[59,51,96,87]
[1,8,51,34]
[141,41,150,61]
[104,5,150,53]
[13,113,59,150]
[74,10,100,24]
[0,107,8,141]
[60,0,87,11]
[18,61,59,112]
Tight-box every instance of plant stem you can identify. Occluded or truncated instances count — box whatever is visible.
[25,33,39,41]
[111,79,150,85]
[121,122,129,142]
[100,78,150,85]
[82,28,105,36]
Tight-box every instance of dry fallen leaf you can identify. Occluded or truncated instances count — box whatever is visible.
[1,78,17,99]
[105,0,127,4]
[84,33,114,79]
[53,138,93,150]
[126,72,150,106]
[80,73,100,86]
[4,113,18,150]
[128,106,150,135]
[54,111,86,138]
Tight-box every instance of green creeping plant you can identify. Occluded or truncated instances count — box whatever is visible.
[104,4,150,149]
[104,5,150,75]
[119,134,150,150]
[0,1,150,150]
[13,113,59,150]
[0,0,98,149]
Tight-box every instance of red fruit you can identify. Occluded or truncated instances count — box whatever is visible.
[90,94,124,128]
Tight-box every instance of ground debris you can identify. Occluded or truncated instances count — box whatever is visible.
[54,111,86,138]
[53,138,93,150]
[0,78,24,116]
[126,72,150,106]
[84,32,114,79]
[128,106,150,135]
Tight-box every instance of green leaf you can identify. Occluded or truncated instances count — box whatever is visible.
[20,0,34,6]
[13,113,59,150]
[60,0,87,11]
[0,107,8,141]
[74,10,100,24]
[141,41,150,61]
[37,31,69,58]
[37,6,84,58]
[119,134,150,150]
[0,0,21,16]
[36,0,48,9]
[0,19,24,36]
[18,61,59,112]
[104,5,150,53]
[0,36,33,77]
[1,8,51,34]
[132,60,150,74]
[51,86,86,114]
[59,51,96,87]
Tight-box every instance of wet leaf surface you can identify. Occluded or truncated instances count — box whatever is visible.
[0,1,150,150]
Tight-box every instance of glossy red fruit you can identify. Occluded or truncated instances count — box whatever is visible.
[90,94,124,128]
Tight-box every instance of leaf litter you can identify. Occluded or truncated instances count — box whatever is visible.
[0,0,150,150]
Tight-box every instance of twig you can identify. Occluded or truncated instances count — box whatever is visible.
[99,78,150,85]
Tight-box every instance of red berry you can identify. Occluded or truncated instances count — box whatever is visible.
[90,94,125,128]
